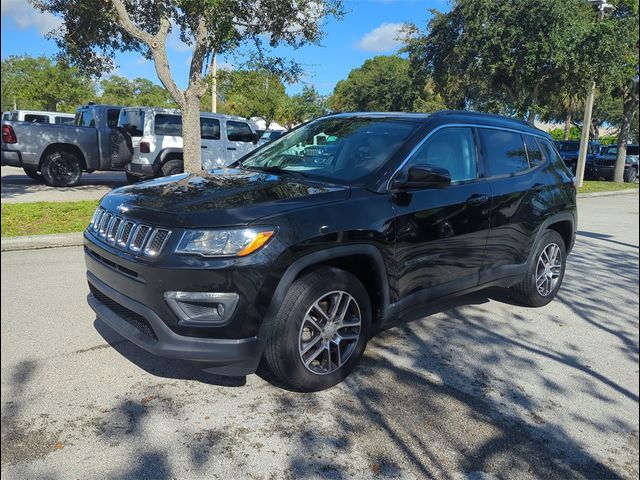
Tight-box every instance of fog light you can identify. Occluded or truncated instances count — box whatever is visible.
[164,291,239,326]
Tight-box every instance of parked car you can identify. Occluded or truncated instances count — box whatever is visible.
[115,107,260,182]
[2,109,75,125]
[84,111,576,391]
[588,144,638,183]
[1,103,122,186]
[554,140,601,174]
[258,129,287,145]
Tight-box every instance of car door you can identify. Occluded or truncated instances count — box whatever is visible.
[225,120,256,164]
[478,128,545,280]
[200,116,226,169]
[391,126,491,304]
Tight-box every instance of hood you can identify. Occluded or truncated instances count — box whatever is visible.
[100,168,350,228]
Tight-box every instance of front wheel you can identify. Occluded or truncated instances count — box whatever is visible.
[624,167,637,183]
[41,150,82,187]
[510,230,567,307]
[263,267,372,392]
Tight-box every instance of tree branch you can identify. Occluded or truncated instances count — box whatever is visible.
[185,17,210,98]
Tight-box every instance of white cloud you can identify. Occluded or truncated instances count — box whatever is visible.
[1,0,62,36]
[356,22,406,52]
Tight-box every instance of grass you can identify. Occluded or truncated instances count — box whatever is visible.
[578,180,639,194]
[1,200,99,237]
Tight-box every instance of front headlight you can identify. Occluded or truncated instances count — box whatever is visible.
[175,227,276,257]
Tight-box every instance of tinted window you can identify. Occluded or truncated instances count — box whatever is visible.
[227,121,253,142]
[479,129,529,176]
[77,109,95,127]
[557,141,579,152]
[24,114,49,123]
[524,135,544,167]
[107,109,120,128]
[155,114,182,136]
[55,116,74,125]
[119,109,145,137]
[538,139,565,168]
[404,127,477,182]
[201,117,220,140]
[627,145,639,156]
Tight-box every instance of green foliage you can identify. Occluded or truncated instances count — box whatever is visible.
[548,127,582,141]
[1,55,95,112]
[328,56,444,113]
[99,75,177,107]
[280,85,327,127]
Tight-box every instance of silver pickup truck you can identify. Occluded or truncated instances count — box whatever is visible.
[1,103,122,187]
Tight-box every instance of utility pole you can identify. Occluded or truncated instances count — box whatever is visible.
[211,53,217,113]
[576,1,613,187]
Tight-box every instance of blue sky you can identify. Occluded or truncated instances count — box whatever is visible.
[0,0,446,96]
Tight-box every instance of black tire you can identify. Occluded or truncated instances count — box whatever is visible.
[125,172,141,184]
[263,267,372,392]
[160,159,184,177]
[40,150,82,187]
[624,167,637,183]
[22,167,42,181]
[108,127,133,168]
[510,230,567,307]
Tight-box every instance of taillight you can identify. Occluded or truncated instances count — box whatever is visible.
[2,125,17,144]
[139,141,150,154]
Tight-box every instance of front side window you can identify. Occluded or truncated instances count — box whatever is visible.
[76,109,95,127]
[227,121,254,142]
[107,109,120,128]
[154,114,182,136]
[479,129,529,176]
[401,127,477,182]
[201,117,220,140]
[241,116,420,183]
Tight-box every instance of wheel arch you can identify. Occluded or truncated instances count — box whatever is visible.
[39,143,87,171]
[528,212,576,264]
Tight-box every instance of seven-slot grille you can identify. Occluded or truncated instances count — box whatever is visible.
[89,208,171,257]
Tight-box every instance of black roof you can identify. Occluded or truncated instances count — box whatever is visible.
[329,110,549,138]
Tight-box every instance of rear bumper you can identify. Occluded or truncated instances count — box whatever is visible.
[126,161,156,178]
[1,149,21,167]
[87,271,264,375]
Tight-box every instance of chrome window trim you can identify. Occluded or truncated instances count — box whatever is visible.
[386,123,551,191]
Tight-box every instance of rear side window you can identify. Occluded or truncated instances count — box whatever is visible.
[24,114,49,123]
[479,129,529,176]
[55,116,74,125]
[538,139,565,168]
[404,127,477,182]
[119,110,145,137]
[227,121,253,142]
[155,114,182,136]
[201,117,220,140]
[524,135,545,167]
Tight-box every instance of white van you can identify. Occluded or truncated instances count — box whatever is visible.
[117,107,260,179]
[2,109,75,125]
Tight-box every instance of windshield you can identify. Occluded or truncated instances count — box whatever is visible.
[240,116,420,183]
[602,146,617,156]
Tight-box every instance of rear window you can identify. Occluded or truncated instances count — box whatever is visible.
[201,117,220,140]
[155,114,182,136]
[119,109,145,137]
[479,129,529,176]
[55,116,74,125]
[524,135,545,167]
[24,114,49,123]
[227,121,253,142]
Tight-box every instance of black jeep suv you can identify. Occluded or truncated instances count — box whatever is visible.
[85,111,577,391]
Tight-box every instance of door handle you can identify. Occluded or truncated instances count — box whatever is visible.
[227,147,237,151]
[201,146,207,149]
[466,194,489,206]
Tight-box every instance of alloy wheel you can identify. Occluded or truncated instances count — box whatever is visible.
[536,243,562,297]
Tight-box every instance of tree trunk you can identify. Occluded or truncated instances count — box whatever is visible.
[526,110,536,123]
[614,86,639,182]
[182,94,203,173]
[563,112,572,141]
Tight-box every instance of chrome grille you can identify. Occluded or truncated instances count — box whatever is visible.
[87,208,171,257]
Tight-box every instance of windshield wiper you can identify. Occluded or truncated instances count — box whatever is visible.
[242,165,309,178]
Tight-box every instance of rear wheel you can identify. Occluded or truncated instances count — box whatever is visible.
[161,159,184,177]
[624,167,637,183]
[41,150,82,187]
[22,167,42,181]
[510,230,566,307]
[263,267,371,392]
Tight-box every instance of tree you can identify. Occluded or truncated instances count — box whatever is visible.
[33,0,343,173]
[281,85,327,127]
[99,75,177,107]
[403,0,599,122]
[1,55,95,112]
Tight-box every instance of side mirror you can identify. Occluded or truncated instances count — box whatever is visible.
[390,164,451,191]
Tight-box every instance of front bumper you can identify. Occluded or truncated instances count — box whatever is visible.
[87,271,263,375]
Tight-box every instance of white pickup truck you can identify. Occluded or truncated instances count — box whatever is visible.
[1,103,122,186]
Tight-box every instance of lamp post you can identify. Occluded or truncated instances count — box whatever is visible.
[575,0,615,187]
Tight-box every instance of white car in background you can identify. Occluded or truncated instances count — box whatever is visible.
[2,109,75,125]
[115,107,260,181]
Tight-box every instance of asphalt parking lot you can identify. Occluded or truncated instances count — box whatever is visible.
[1,166,127,203]
[1,193,638,479]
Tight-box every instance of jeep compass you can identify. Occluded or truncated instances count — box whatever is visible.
[85,111,577,392]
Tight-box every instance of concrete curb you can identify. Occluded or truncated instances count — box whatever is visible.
[577,189,639,199]
[1,232,84,252]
